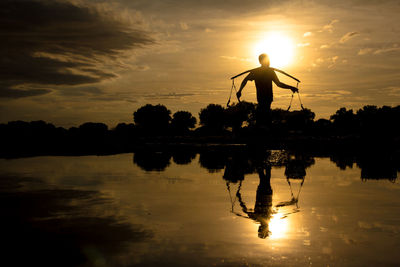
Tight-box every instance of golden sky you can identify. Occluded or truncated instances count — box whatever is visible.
[1,0,399,127]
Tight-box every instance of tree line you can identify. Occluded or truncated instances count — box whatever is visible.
[0,103,399,156]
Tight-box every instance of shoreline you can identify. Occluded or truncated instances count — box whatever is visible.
[1,135,399,159]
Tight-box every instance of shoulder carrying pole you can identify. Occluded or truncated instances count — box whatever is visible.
[230,67,301,83]
[271,68,300,83]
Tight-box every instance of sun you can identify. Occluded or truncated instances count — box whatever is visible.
[253,32,295,68]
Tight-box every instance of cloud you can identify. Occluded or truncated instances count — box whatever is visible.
[320,19,339,33]
[180,22,189,30]
[300,90,352,100]
[358,44,400,55]
[143,92,197,100]
[339,31,360,43]
[358,48,373,55]
[303,32,313,37]
[386,86,400,97]
[320,44,330,49]
[312,56,340,68]
[374,44,400,54]
[220,56,252,62]
[0,0,154,98]
[297,43,310,47]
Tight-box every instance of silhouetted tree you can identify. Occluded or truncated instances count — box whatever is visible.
[79,122,108,136]
[133,104,171,134]
[356,105,398,137]
[115,123,134,132]
[171,111,196,135]
[271,108,290,125]
[269,108,315,133]
[330,107,358,133]
[112,123,136,145]
[284,108,315,131]
[114,123,135,136]
[225,101,256,131]
[199,104,226,130]
[1,104,400,158]
[356,105,378,133]
[313,119,332,136]
[75,122,109,151]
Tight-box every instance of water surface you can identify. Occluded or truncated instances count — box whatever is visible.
[1,150,399,266]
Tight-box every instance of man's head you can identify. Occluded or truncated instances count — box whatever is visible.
[259,53,270,67]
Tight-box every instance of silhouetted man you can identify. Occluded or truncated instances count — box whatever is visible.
[236,54,298,125]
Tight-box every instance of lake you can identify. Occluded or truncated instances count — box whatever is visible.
[1,149,399,266]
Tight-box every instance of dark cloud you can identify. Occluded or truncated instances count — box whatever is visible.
[0,0,154,98]
[0,88,51,98]
[112,0,293,17]
[58,86,104,96]
[112,0,399,17]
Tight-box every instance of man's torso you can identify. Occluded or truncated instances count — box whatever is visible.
[247,67,275,103]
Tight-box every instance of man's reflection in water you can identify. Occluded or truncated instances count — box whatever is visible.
[223,152,274,238]
[276,154,314,216]
[223,151,314,239]
[238,165,273,239]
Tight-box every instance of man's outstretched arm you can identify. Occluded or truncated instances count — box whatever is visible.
[236,74,251,99]
[272,72,298,93]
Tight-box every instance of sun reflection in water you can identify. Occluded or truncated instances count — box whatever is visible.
[268,212,289,239]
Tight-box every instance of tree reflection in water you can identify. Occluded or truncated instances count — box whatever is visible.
[133,150,172,171]
[330,151,399,182]
[130,147,398,238]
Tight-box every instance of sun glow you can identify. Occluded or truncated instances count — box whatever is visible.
[268,214,289,239]
[253,32,295,68]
